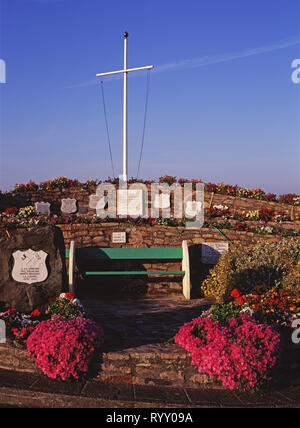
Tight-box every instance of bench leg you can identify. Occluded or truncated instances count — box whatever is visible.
[182,240,191,299]
[69,240,76,294]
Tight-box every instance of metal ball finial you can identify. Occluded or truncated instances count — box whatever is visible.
[124,32,128,38]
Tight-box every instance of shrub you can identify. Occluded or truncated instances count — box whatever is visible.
[231,287,300,328]
[26,317,104,380]
[175,315,281,391]
[0,308,41,344]
[201,239,300,300]
[45,293,84,319]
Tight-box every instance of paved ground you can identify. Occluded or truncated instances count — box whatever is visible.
[1,296,300,408]
[81,296,215,351]
[0,367,300,408]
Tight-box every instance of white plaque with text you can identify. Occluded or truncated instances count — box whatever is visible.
[112,232,127,244]
[61,198,77,214]
[117,189,144,216]
[12,249,48,284]
[201,242,229,264]
[35,202,50,215]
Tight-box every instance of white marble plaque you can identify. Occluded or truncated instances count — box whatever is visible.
[89,194,107,210]
[61,198,77,214]
[35,202,50,215]
[154,194,171,209]
[12,249,48,284]
[117,189,144,216]
[112,232,126,244]
[202,242,229,264]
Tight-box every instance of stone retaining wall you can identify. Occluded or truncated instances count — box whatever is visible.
[2,186,299,218]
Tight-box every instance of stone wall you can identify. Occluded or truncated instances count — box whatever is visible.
[1,186,299,218]
[58,223,299,298]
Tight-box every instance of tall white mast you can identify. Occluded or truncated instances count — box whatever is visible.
[123,32,128,182]
[96,33,154,181]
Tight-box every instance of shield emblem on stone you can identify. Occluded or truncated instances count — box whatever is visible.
[61,198,77,214]
[12,249,48,285]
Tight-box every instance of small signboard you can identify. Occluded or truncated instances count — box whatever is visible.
[112,232,127,244]
[202,242,229,264]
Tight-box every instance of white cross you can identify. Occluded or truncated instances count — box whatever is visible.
[96,32,154,182]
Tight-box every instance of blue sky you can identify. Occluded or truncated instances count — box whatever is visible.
[0,0,299,194]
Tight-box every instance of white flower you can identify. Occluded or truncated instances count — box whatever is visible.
[59,293,66,299]
[240,307,254,317]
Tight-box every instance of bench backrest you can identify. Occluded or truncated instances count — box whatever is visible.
[66,247,183,260]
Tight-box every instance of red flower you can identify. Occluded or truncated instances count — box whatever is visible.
[65,292,75,300]
[231,289,241,298]
[31,309,41,318]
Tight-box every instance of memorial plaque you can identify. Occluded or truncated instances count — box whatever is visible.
[61,198,77,214]
[117,189,144,216]
[12,249,48,284]
[185,201,203,217]
[89,194,107,210]
[77,206,89,214]
[202,242,229,264]
[112,232,127,244]
[154,193,171,209]
[35,202,50,215]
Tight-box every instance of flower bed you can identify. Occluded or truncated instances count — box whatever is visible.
[1,204,299,238]
[175,313,281,391]
[201,239,300,300]
[3,176,299,206]
[0,293,104,381]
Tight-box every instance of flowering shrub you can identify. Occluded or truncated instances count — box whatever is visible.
[201,239,300,300]
[234,222,249,231]
[5,176,299,206]
[11,181,39,193]
[206,205,230,218]
[175,315,281,391]
[16,206,36,218]
[230,288,300,328]
[158,175,177,185]
[45,293,84,319]
[2,207,18,217]
[0,308,41,344]
[26,317,104,380]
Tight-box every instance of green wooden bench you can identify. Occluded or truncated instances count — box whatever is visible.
[66,240,191,299]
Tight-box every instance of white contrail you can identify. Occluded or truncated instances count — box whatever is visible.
[68,37,300,89]
[155,37,300,73]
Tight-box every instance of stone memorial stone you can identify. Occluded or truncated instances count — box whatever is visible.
[117,189,144,216]
[61,198,77,214]
[202,242,229,264]
[12,249,48,285]
[35,202,50,215]
[0,225,65,312]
